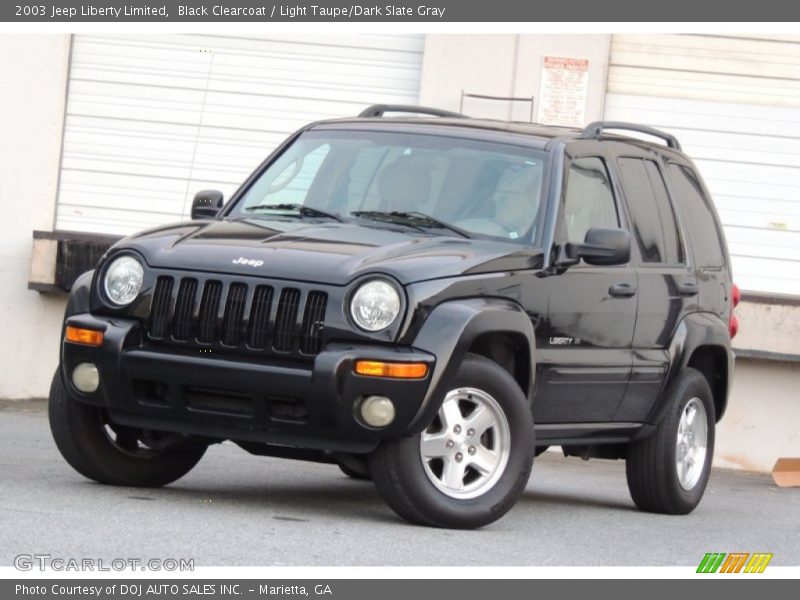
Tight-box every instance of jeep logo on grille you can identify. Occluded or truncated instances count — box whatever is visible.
[232,257,264,267]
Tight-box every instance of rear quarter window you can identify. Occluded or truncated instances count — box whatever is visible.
[617,157,684,264]
[667,164,725,268]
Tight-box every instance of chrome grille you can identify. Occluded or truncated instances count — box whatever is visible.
[149,276,174,339]
[273,288,301,352]
[196,280,222,344]
[221,282,247,346]
[300,291,328,354]
[145,276,327,357]
[171,278,197,341]
[247,285,274,349]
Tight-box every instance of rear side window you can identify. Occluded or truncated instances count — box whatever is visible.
[563,157,618,243]
[617,158,684,264]
[668,164,725,268]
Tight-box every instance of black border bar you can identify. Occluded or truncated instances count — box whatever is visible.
[3,0,800,22]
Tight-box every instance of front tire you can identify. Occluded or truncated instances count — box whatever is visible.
[48,369,207,487]
[337,457,371,480]
[369,354,535,529]
[626,367,715,514]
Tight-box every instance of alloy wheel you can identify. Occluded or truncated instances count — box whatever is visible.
[419,387,511,499]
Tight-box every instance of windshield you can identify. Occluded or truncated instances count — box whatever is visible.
[230,129,549,244]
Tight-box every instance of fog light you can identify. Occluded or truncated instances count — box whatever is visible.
[360,395,395,428]
[72,363,99,393]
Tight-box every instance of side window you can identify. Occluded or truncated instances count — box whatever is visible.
[563,157,618,243]
[617,158,684,264]
[668,164,725,268]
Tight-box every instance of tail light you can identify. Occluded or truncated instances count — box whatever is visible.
[729,283,740,338]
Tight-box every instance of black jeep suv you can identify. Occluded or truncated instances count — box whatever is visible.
[50,105,738,529]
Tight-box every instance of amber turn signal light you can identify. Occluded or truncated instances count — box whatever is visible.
[65,326,104,347]
[354,360,428,379]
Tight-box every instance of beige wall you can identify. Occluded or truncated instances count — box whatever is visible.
[734,299,800,357]
[419,34,611,122]
[0,35,70,398]
[716,358,800,472]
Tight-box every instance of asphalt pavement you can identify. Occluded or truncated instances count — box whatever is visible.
[1,400,798,566]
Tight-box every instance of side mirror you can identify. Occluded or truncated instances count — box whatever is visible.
[567,227,631,266]
[191,190,224,220]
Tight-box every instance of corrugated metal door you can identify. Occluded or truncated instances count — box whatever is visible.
[604,34,800,296]
[56,34,425,235]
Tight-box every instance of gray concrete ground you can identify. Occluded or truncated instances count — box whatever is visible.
[1,401,798,566]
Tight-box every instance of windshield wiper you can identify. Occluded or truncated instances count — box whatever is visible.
[352,211,471,239]
[244,203,343,222]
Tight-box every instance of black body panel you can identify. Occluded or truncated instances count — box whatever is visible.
[59,116,734,453]
[119,219,545,287]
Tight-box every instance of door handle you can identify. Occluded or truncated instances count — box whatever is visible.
[677,282,699,297]
[609,283,637,298]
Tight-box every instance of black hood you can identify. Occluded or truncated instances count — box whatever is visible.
[117,218,545,286]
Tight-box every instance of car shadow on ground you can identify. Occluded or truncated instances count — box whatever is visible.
[75,475,403,524]
[70,472,636,525]
[517,489,636,512]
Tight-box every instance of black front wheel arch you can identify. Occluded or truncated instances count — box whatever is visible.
[369,353,535,529]
[48,369,207,488]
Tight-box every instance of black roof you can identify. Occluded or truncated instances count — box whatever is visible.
[309,116,584,150]
[308,110,683,154]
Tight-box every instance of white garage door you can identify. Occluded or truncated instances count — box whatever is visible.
[604,34,800,297]
[55,34,425,236]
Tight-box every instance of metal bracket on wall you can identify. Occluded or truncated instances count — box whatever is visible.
[459,91,535,122]
[28,230,121,294]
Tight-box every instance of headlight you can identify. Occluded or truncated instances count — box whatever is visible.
[350,279,401,332]
[103,255,144,306]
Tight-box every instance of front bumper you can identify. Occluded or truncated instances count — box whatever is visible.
[60,314,435,454]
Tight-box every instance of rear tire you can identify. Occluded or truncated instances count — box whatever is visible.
[369,353,535,529]
[626,367,715,514]
[48,369,207,487]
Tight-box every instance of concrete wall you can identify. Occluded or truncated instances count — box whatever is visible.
[419,34,611,122]
[0,35,70,399]
[716,358,800,472]
[734,299,800,358]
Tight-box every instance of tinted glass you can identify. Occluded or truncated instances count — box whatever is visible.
[563,157,618,243]
[668,164,725,267]
[234,130,549,244]
[618,158,684,264]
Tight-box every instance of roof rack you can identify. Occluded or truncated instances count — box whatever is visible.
[580,121,681,151]
[358,104,465,119]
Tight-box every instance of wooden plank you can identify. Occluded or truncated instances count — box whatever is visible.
[27,238,57,286]
[772,458,800,487]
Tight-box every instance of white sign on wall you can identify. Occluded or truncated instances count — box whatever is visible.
[537,56,590,128]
